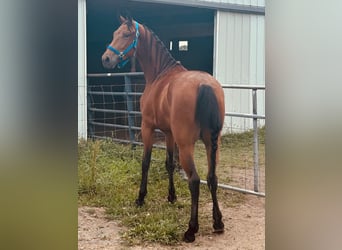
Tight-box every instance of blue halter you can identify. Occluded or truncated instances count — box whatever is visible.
[107,21,140,69]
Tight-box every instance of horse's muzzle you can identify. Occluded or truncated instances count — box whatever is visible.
[101,53,118,69]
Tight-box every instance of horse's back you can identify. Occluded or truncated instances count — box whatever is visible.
[171,70,224,101]
[168,70,225,144]
[169,70,225,119]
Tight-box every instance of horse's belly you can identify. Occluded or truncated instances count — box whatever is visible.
[140,101,171,132]
[155,115,171,132]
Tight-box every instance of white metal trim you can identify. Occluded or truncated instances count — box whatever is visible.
[78,0,87,139]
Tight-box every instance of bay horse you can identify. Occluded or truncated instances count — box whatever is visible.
[102,15,225,242]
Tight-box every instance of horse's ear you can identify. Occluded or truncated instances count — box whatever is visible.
[119,15,126,24]
[117,10,133,25]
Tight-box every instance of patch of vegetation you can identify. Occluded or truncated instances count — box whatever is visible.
[78,127,265,245]
[79,139,189,245]
[221,126,265,147]
[216,127,265,173]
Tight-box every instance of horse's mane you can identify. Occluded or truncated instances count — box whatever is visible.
[143,24,182,80]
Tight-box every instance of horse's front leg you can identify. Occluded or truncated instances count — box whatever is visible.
[135,125,153,206]
[165,134,176,203]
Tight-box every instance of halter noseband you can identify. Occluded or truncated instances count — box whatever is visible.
[107,21,140,69]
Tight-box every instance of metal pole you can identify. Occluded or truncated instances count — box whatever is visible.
[252,89,259,192]
[201,180,265,197]
[180,171,265,197]
[124,75,135,144]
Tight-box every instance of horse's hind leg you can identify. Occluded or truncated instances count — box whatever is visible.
[179,144,200,242]
[165,134,176,203]
[135,126,153,206]
[173,143,181,170]
[203,130,224,233]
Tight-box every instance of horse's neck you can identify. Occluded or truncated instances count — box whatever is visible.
[136,27,184,84]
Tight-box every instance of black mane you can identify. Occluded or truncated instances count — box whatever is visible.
[143,24,181,79]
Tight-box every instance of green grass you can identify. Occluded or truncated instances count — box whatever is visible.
[78,139,190,245]
[78,127,265,246]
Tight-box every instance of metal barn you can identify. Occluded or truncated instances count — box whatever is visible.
[78,0,265,138]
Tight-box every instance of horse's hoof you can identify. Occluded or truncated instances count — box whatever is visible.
[167,194,177,203]
[213,228,224,234]
[213,221,224,233]
[183,231,195,243]
[135,199,144,207]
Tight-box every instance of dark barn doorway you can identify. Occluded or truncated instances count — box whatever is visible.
[86,0,215,74]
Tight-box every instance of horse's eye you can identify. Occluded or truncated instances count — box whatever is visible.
[123,33,131,38]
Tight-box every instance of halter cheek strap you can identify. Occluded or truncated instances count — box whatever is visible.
[107,21,140,69]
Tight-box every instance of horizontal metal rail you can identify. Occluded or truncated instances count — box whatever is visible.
[88,91,143,96]
[226,112,265,119]
[221,84,265,90]
[87,72,144,77]
[92,135,167,149]
[210,181,265,197]
[89,107,265,120]
[90,121,164,134]
[89,121,142,131]
[89,107,141,115]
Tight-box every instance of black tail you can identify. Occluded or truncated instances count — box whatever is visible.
[195,85,222,134]
[195,85,222,173]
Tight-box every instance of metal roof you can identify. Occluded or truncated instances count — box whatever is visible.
[132,0,265,15]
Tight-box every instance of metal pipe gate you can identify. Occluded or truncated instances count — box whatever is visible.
[87,72,265,197]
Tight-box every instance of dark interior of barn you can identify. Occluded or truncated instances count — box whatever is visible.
[86,0,215,75]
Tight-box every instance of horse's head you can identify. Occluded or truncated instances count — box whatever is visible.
[102,15,140,69]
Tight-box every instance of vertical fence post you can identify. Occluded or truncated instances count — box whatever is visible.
[252,89,259,192]
[124,75,135,144]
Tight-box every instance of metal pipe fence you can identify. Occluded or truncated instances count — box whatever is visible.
[87,72,265,197]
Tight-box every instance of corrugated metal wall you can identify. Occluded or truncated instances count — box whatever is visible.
[214,9,265,132]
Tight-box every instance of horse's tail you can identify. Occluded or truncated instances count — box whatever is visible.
[195,85,223,176]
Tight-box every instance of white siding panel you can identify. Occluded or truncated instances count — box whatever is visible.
[250,0,258,6]
[249,15,258,83]
[256,15,265,85]
[241,13,253,129]
[257,0,265,7]
[78,0,87,139]
[256,15,265,125]
[214,10,265,132]
[241,14,251,84]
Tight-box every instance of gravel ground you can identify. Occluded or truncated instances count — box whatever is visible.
[78,195,264,250]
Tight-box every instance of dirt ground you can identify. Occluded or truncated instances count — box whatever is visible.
[78,195,264,250]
